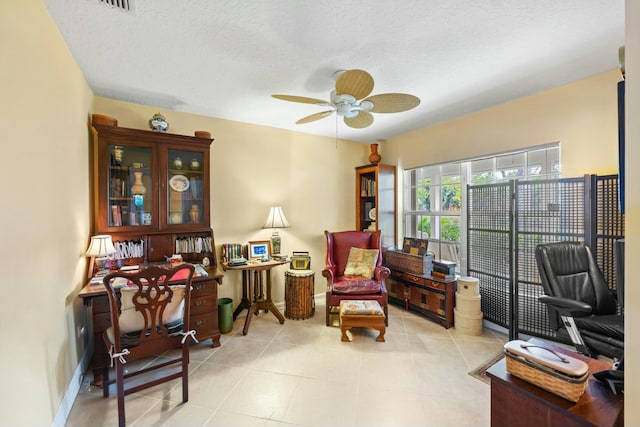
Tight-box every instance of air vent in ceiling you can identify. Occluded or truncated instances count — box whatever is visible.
[98,0,134,12]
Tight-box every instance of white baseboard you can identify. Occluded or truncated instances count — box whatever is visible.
[51,348,91,427]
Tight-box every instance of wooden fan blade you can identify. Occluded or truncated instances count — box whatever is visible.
[335,69,374,100]
[365,93,421,113]
[272,94,329,105]
[296,110,335,124]
[344,111,374,129]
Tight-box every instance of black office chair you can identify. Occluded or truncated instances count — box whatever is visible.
[535,241,624,361]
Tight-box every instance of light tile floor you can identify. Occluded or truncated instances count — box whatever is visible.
[65,299,509,427]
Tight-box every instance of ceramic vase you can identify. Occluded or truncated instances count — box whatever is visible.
[149,112,169,132]
[131,171,147,196]
[189,204,201,223]
[369,143,382,164]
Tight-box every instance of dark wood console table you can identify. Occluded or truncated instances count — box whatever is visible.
[223,259,288,335]
[486,338,623,427]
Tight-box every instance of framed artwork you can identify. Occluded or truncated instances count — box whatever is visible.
[248,240,271,258]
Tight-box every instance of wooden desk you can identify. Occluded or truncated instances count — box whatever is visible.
[223,259,288,335]
[486,338,623,427]
[79,264,223,384]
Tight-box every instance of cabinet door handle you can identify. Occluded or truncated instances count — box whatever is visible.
[195,300,206,307]
[195,320,205,327]
[195,284,207,291]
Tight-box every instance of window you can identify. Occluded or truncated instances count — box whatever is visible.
[403,144,560,273]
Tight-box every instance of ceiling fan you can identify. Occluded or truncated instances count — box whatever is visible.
[272,69,420,129]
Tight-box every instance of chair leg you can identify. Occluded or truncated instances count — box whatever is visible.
[102,365,110,398]
[384,304,388,326]
[182,346,189,403]
[115,360,126,427]
[326,305,330,326]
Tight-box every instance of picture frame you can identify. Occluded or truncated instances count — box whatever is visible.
[248,240,271,258]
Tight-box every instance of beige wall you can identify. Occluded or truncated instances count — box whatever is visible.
[2,1,638,426]
[0,2,94,426]
[384,70,620,178]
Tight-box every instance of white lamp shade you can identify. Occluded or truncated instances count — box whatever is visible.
[263,206,290,229]
[86,235,116,257]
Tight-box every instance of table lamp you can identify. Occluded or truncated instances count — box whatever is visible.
[262,206,290,254]
[86,234,117,278]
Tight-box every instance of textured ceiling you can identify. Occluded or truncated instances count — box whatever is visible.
[43,0,624,143]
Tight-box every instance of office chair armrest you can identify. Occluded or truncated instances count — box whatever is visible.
[539,295,593,317]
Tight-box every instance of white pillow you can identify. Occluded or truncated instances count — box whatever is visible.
[118,285,185,333]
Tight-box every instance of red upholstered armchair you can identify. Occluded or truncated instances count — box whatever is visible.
[322,230,390,326]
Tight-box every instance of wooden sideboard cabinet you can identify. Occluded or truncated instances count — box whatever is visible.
[79,267,223,384]
[386,268,456,328]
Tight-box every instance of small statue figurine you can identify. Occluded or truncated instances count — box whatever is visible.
[149,112,168,132]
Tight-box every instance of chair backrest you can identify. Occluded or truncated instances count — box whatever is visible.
[535,241,617,329]
[103,264,195,356]
[325,230,382,277]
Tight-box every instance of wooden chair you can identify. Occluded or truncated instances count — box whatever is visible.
[101,264,197,427]
[322,230,390,326]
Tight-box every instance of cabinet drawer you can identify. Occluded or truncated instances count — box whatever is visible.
[192,279,216,297]
[94,312,112,332]
[191,295,216,315]
[191,312,216,337]
[386,277,408,300]
[92,295,110,313]
[409,286,445,316]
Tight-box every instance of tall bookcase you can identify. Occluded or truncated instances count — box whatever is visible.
[355,163,397,248]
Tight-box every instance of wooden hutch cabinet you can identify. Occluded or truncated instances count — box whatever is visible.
[356,163,397,248]
[80,114,222,383]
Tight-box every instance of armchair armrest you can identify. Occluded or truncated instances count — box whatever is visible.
[539,295,593,318]
[374,265,391,281]
[322,265,337,283]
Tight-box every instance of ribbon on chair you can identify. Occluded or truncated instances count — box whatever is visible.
[108,346,131,367]
[179,329,198,344]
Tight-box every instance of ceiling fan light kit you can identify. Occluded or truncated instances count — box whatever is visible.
[272,69,420,129]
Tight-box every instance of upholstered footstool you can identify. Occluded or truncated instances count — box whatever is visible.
[339,300,386,342]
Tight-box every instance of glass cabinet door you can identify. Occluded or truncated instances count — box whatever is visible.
[107,144,153,227]
[167,149,204,226]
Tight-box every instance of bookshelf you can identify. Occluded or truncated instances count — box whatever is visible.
[355,163,397,248]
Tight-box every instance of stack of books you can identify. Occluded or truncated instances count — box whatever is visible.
[431,259,456,280]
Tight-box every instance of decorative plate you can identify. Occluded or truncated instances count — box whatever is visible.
[169,174,190,192]
[368,208,377,220]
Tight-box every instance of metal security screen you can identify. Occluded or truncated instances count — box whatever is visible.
[467,174,623,342]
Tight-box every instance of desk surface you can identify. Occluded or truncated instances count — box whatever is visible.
[222,259,288,271]
[79,264,224,298]
[486,338,623,427]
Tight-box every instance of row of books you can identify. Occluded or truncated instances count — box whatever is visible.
[360,177,376,197]
[175,235,213,254]
[221,243,243,262]
[113,239,145,259]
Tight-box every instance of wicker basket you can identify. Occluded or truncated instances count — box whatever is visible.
[384,250,433,275]
[504,351,589,402]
